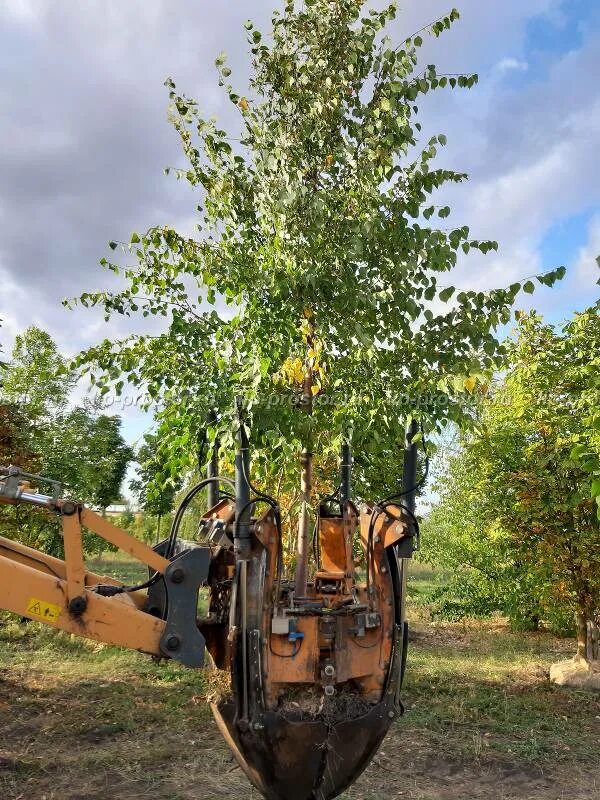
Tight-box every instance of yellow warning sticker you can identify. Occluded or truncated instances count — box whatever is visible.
[26,597,61,622]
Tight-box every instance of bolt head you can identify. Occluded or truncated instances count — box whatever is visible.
[166,634,180,651]
[170,567,185,584]
[68,596,87,616]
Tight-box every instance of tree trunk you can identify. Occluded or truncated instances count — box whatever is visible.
[294,448,312,597]
[576,611,587,659]
[587,619,599,662]
[576,611,600,662]
[294,330,314,598]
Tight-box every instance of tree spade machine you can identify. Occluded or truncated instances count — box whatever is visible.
[0,420,419,800]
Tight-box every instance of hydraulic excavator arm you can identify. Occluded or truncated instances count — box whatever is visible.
[0,465,232,667]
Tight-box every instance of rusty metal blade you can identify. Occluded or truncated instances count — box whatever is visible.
[211,697,395,800]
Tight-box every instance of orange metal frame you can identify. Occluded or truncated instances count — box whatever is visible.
[0,499,168,656]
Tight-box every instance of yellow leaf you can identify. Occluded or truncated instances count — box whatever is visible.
[238,97,249,111]
[464,376,477,393]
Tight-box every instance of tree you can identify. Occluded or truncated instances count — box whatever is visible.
[422,309,600,660]
[41,409,133,512]
[2,327,74,421]
[0,318,10,377]
[0,327,133,556]
[71,1,563,586]
[130,430,182,540]
[116,505,136,533]
[0,403,35,470]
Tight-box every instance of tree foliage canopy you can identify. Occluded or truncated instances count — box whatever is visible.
[0,327,133,556]
[422,308,600,654]
[130,430,182,520]
[70,1,564,499]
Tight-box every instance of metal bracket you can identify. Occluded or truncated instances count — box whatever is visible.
[0,465,62,503]
[159,546,211,668]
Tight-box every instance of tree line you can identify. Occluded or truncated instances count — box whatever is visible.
[421,309,600,661]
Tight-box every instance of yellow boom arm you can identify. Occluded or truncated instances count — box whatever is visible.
[0,465,230,666]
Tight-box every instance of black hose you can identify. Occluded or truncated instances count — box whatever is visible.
[120,475,235,594]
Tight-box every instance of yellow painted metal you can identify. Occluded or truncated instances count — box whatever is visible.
[79,507,169,574]
[0,555,165,654]
[62,512,86,601]
[0,535,148,609]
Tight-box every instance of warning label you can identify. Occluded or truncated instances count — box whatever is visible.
[26,597,61,622]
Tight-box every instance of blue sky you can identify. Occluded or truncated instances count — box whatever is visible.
[0,0,598,465]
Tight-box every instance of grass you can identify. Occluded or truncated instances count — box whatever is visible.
[406,560,452,601]
[403,562,599,766]
[0,556,598,799]
[87,549,150,586]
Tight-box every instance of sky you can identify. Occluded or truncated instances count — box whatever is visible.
[1,0,599,458]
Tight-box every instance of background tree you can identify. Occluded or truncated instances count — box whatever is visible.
[130,429,182,540]
[421,308,600,660]
[0,326,133,556]
[3,327,73,420]
[0,319,8,375]
[71,1,564,584]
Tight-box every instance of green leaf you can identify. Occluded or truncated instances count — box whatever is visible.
[68,0,559,523]
[523,280,535,294]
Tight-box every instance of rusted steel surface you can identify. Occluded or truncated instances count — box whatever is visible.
[359,503,409,551]
[0,461,412,800]
[212,696,397,800]
[319,517,350,576]
[212,500,409,799]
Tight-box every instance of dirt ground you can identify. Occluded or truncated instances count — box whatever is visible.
[0,680,596,800]
[0,614,598,800]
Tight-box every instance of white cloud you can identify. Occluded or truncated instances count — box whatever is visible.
[574,216,600,289]
[0,0,598,354]
[496,57,529,72]
[0,0,39,24]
